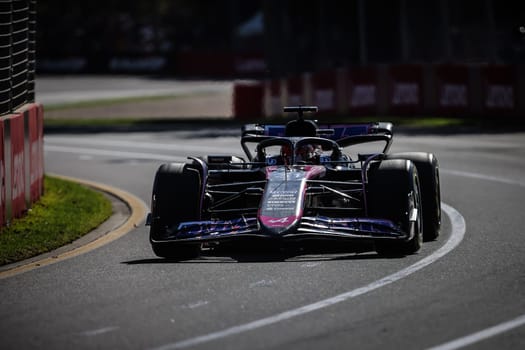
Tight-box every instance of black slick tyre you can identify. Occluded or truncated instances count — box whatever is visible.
[388,152,441,241]
[368,159,423,256]
[149,163,202,260]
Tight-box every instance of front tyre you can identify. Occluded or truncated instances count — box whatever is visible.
[368,159,423,256]
[149,163,202,260]
[388,152,441,241]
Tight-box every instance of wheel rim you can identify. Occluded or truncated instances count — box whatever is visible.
[409,174,423,247]
[414,175,423,246]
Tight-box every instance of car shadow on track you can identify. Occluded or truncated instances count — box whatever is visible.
[122,243,407,264]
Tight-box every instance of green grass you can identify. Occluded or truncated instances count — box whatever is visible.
[43,116,234,128]
[350,116,467,127]
[0,176,112,266]
[44,117,144,127]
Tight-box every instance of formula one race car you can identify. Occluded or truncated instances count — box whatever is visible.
[146,106,441,260]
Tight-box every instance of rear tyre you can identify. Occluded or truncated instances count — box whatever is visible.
[149,163,202,260]
[388,152,441,241]
[368,159,423,256]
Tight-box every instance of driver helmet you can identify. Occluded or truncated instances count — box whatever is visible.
[296,143,322,163]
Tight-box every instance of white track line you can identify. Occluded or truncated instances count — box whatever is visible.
[151,203,465,350]
[80,326,120,337]
[427,313,525,350]
[441,169,525,188]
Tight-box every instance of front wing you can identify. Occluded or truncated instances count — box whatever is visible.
[159,216,408,243]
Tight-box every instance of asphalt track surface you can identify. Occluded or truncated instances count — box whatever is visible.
[0,127,523,350]
[1,77,524,349]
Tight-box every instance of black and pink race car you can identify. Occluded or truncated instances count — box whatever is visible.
[146,106,441,260]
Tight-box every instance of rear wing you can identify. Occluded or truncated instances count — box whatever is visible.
[241,121,393,160]
[242,121,392,141]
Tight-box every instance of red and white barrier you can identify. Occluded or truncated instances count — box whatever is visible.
[312,70,337,114]
[0,102,44,226]
[265,79,283,117]
[0,119,5,226]
[436,65,469,115]
[8,112,26,219]
[481,65,516,114]
[348,66,378,116]
[234,63,524,120]
[26,103,44,203]
[388,64,423,115]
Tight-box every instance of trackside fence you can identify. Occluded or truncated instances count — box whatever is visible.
[0,0,36,115]
[233,63,525,120]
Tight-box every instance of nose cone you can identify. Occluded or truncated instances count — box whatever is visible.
[259,215,299,235]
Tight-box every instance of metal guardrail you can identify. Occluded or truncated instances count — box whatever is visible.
[0,0,35,116]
